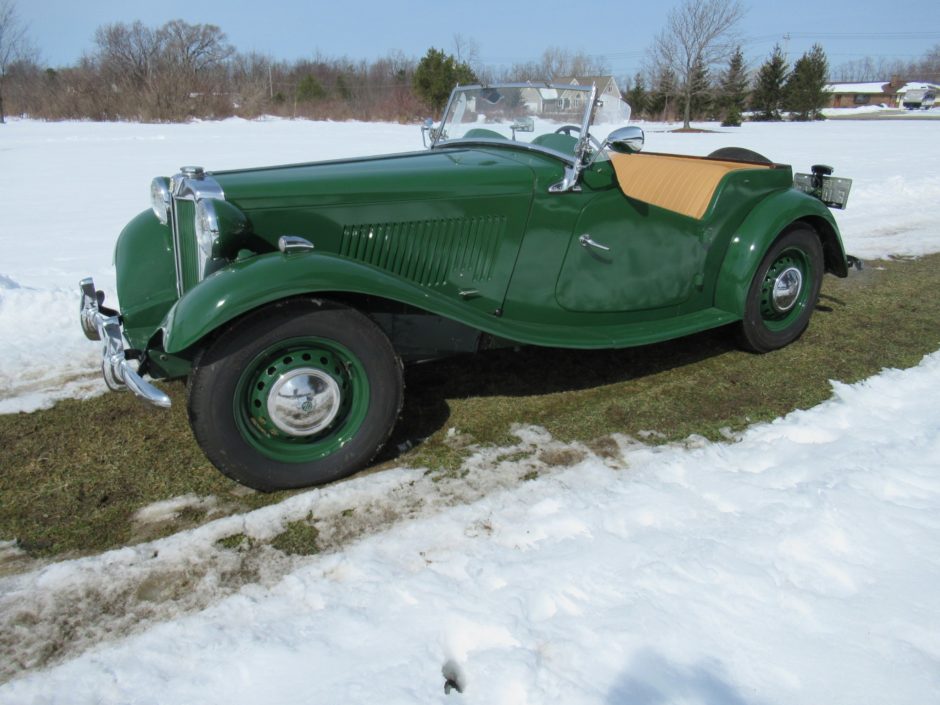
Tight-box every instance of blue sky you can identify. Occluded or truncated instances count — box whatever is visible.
[19,0,940,78]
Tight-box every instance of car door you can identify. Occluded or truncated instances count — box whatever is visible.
[554,189,708,313]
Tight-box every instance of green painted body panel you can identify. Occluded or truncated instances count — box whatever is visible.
[554,164,791,313]
[111,140,848,368]
[215,149,534,317]
[214,149,534,210]
[113,210,177,350]
[161,250,740,354]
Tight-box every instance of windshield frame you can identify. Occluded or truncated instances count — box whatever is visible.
[430,82,599,165]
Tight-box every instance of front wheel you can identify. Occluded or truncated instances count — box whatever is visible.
[737,226,824,353]
[187,299,403,491]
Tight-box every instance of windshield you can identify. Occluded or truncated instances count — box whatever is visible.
[433,83,632,157]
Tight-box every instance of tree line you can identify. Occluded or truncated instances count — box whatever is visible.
[629,42,831,125]
[0,0,938,125]
[0,9,612,124]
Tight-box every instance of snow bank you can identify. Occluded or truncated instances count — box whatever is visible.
[3,352,940,704]
[1,118,940,412]
[0,119,420,413]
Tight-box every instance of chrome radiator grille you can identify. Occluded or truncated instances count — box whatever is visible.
[169,169,225,296]
[171,198,200,294]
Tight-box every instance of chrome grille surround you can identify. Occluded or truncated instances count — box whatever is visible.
[169,167,225,296]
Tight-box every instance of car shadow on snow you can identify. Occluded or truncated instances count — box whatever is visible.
[606,650,766,705]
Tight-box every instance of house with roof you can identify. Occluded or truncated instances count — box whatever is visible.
[522,76,622,113]
[825,79,939,109]
[553,76,622,111]
[824,80,903,108]
[522,76,622,120]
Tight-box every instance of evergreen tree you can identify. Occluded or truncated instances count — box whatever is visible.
[335,73,351,101]
[784,44,829,121]
[413,47,476,112]
[718,46,748,126]
[626,72,648,118]
[648,66,678,121]
[688,56,712,120]
[295,74,326,102]
[751,44,788,121]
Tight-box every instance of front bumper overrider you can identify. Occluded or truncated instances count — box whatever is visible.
[79,277,171,408]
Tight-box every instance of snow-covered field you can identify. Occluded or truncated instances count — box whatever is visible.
[1,116,940,703]
[1,116,940,412]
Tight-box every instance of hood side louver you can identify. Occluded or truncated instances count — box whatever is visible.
[340,216,506,287]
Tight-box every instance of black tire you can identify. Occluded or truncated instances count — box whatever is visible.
[708,147,773,164]
[737,226,824,353]
[187,299,403,491]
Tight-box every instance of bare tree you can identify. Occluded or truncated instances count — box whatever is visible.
[0,0,32,123]
[159,20,233,78]
[833,55,905,82]
[94,21,161,88]
[650,0,744,128]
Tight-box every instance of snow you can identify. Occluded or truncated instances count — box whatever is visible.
[898,82,940,93]
[1,117,940,412]
[3,351,940,703]
[1,116,940,702]
[824,81,889,94]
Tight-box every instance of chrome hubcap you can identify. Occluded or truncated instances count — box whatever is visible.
[771,266,803,313]
[266,368,342,437]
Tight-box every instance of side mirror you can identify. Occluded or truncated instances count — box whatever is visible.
[420,118,437,148]
[605,126,645,154]
[510,116,534,140]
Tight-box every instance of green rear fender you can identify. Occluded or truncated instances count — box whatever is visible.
[713,189,847,317]
[161,251,470,354]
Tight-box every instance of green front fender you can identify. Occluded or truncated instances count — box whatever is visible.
[161,251,475,354]
[713,189,846,317]
[115,210,177,349]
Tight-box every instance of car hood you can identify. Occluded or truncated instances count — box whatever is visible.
[211,148,538,211]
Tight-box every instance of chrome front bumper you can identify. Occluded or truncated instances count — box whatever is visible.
[79,277,171,408]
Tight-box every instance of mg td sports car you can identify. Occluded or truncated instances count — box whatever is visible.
[80,82,854,491]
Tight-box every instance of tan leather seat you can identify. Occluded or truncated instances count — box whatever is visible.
[609,152,770,220]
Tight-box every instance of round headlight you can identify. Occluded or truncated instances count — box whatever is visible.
[150,177,171,224]
[195,199,220,257]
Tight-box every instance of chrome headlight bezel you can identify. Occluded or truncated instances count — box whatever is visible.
[150,177,172,225]
[194,199,220,258]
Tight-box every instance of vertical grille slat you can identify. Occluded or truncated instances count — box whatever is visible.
[174,199,199,293]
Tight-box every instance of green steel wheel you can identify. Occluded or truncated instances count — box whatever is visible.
[187,299,403,491]
[738,226,823,353]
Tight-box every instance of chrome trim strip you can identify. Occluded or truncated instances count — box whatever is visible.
[433,138,577,166]
[170,193,184,297]
[79,277,171,408]
[278,235,315,253]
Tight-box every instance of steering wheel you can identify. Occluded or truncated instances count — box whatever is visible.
[554,124,604,152]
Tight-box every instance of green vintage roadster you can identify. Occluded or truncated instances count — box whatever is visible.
[80,82,854,491]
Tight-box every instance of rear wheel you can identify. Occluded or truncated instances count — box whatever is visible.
[737,226,823,353]
[187,299,403,491]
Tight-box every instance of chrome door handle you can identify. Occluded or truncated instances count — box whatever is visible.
[579,234,610,252]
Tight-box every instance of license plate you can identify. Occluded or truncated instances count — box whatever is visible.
[794,173,853,209]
